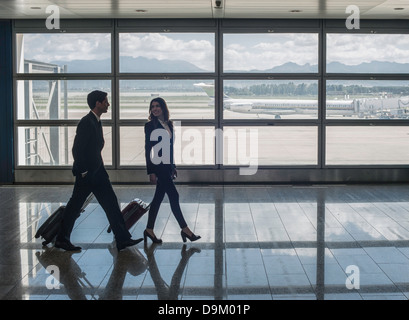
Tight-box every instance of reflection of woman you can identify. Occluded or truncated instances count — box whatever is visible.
[144,97,200,244]
[145,243,201,300]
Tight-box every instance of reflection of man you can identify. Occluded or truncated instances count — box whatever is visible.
[36,249,89,300]
[55,90,142,252]
[100,244,148,300]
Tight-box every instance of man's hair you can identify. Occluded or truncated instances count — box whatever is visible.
[87,90,107,110]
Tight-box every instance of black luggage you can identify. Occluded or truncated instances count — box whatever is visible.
[107,198,150,233]
[35,194,94,246]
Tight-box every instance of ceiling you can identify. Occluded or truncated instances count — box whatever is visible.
[0,0,409,20]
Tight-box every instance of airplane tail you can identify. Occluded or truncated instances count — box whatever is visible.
[194,82,215,98]
[194,83,230,99]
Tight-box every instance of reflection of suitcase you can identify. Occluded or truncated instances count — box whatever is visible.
[35,248,97,300]
[35,194,94,246]
[107,198,150,233]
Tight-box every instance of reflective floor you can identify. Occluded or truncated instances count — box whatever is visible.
[0,184,409,300]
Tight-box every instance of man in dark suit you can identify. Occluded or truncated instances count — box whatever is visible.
[55,90,142,252]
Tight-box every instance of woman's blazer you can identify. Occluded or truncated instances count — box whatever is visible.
[144,119,175,175]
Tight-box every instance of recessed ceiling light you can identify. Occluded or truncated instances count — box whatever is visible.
[394,7,405,10]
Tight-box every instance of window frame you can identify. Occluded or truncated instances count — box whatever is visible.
[12,18,409,181]
[323,19,409,169]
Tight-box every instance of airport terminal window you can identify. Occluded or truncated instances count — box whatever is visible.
[326,33,409,74]
[15,78,113,167]
[119,33,215,73]
[13,21,409,175]
[326,126,409,165]
[223,33,318,73]
[326,80,409,120]
[17,126,112,166]
[223,80,318,120]
[16,80,112,120]
[119,126,145,166]
[119,79,214,120]
[325,31,409,168]
[117,32,216,169]
[223,126,317,166]
[16,33,111,74]
[15,31,114,168]
[120,126,215,166]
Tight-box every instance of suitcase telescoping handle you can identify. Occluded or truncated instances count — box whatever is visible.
[107,199,150,233]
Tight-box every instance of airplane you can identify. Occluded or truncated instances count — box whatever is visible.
[194,82,356,118]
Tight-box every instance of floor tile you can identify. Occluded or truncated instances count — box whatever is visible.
[1,184,409,300]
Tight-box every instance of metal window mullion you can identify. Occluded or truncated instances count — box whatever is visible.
[112,21,120,170]
[319,19,326,169]
[216,19,223,170]
[220,26,322,169]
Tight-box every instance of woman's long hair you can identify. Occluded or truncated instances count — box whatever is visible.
[148,97,173,129]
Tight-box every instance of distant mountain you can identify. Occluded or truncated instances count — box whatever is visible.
[48,58,109,73]
[326,61,409,73]
[28,58,409,92]
[50,56,205,73]
[47,57,409,74]
[121,56,205,73]
[262,62,317,73]
[248,61,409,73]
[227,61,409,73]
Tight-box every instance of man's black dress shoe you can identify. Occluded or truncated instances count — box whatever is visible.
[116,238,143,251]
[55,241,82,251]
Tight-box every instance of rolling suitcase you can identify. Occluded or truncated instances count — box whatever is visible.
[107,198,150,233]
[35,193,94,246]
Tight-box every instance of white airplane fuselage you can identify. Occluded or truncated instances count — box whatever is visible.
[224,97,355,116]
[194,82,409,118]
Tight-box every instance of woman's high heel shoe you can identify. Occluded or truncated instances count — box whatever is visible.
[144,230,163,244]
[181,230,201,243]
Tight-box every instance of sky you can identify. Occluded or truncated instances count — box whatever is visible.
[21,33,111,63]
[119,33,214,71]
[223,33,318,71]
[327,34,409,65]
[20,32,409,72]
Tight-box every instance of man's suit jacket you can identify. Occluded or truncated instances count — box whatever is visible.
[144,119,175,175]
[72,111,104,177]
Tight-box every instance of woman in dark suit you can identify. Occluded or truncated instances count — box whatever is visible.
[144,97,200,244]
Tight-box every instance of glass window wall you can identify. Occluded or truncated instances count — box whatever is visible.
[16,33,111,74]
[223,33,318,73]
[16,80,112,120]
[17,126,112,166]
[120,126,215,166]
[223,126,317,166]
[326,80,409,120]
[327,33,409,74]
[119,80,214,120]
[326,126,409,165]
[223,80,319,120]
[13,21,409,174]
[119,33,215,73]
